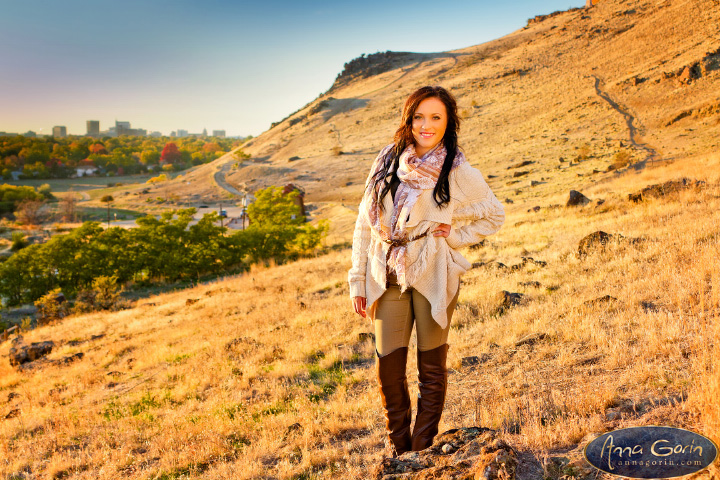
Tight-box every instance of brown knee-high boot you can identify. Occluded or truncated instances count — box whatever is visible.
[411,343,449,451]
[377,346,412,456]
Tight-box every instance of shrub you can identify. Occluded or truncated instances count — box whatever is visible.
[577,143,591,160]
[612,150,632,169]
[35,288,69,325]
[73,275,124,313]
[10,232,27,251]
[14,199,48,225]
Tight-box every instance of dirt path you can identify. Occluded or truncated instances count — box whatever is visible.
[213,156,244,197]
[592,75,660,168]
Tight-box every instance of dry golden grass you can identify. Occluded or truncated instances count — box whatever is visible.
[1,151,719,479]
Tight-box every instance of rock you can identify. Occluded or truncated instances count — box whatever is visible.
[677,63,701,84]
[527,206,541,212]
[509,257,547,271]
[55,352,84,365]
[9,337,55,367]
[567,190,591,206]
[471,261,507,271]
[512,170,529,178]
[519,281,541,288]
[461,354,491,368]
[640,301,659,312]
[583,295,617,307]
[373,427,518,480]
[529,180,541,187]
[515,333,547,347]
[577,231,614,258]
[493,291,524,315]
[468,240,486,250]
[5,409,20,419]
[508,160,534,169]
[185,298,199,306]
[628,177,705,202]
[8,392,20,402]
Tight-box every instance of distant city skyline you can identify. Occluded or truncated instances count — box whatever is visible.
[0,119,230,139]
[1,0,584,137]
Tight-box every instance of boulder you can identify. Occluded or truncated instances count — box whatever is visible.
[493,291,524,315]
[628,178,705,202]
[9,337,55,367]
[567,190,591,206]
[577,231,615,258]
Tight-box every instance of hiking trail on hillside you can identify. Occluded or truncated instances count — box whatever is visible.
[592,75,661,168]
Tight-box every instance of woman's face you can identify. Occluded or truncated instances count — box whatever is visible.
[411,96,448,157]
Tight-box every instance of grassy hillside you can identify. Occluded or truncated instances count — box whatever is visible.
[2,0,720,478]
[1,152,718,479]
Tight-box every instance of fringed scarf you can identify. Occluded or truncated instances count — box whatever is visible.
[364,142,466,289]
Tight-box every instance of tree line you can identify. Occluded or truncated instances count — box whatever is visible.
[0,135,245,180]
[0,186,328,307]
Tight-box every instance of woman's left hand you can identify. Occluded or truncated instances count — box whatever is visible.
[432,223,451,238]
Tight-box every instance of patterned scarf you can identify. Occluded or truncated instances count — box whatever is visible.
[364,142,466,289]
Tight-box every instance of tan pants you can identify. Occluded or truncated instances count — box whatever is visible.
[374,272,459,357]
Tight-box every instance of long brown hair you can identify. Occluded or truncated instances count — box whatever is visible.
[371,85,461,209]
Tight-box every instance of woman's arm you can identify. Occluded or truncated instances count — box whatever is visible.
[348,144,393,299]
[348,199,372,298]
[445,164,505,249]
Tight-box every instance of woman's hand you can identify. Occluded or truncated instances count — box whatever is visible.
[352,296,367,318]
[432,223,451,238]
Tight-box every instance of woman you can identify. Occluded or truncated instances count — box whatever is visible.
[348,85,505,457]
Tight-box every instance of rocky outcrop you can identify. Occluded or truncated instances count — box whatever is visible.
[9,337,54,366]
[372,427,518,480]
[577,231,644,258]
[330,51,431,92]
[628,178,705,202]
[577,231,615,258]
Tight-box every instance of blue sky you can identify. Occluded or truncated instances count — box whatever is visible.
[0,0,583,137]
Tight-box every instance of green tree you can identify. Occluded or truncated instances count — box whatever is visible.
[140,149,160,165]
[247,186,304,228]
[237,186,327,262]
[100,195,113,228]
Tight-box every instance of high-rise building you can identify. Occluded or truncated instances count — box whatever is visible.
[212,130,226,138]
[115,121,131,136]
[53,126,67,137]
[112,121,147,137]
[202,128,207,136]
[177,129,188,137]
[87,120,100,136]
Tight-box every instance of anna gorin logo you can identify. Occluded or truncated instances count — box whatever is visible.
[584,426,718,479]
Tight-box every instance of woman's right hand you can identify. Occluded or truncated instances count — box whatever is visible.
[352,296,367,318]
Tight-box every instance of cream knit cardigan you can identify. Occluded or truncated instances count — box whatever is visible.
[348,144,506,329]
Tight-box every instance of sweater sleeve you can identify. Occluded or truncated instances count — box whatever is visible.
[347,143,393,298]
[446,164,505,250]
[348,198,372,298]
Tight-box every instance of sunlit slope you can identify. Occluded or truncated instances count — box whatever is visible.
[1,151,719,479]
[229,0,719,209]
